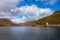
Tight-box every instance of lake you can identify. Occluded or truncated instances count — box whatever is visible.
[0,26,60,40]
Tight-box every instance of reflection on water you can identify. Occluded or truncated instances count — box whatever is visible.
[0,26,60,40]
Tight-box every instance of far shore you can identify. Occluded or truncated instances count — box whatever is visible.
[0,25,60,27]
[35,24,60,27]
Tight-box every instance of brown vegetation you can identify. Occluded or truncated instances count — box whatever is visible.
[35,10,60,26]
[0,18,18,26]
[0,10,60,26]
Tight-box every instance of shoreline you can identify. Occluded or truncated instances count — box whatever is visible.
[0,25,60,27]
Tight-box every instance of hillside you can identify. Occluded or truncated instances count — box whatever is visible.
[19,21,36,26]
[0,10,60,26]
[35,10,60,26]
[0,19,18,26]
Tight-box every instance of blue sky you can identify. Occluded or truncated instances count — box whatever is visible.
[17,0,60,11]
[0,0,60,23]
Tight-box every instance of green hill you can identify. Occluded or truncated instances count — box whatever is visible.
[35,10,60,26]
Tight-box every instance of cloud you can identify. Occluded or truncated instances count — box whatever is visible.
[10,16,27,24]
[0,0,53,24]
[36,0,58,5]
[11,5,53,23]
[0,0,23,19]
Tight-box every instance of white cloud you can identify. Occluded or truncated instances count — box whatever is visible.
[36,0,58,5]
[11,5,53,23]
[0,0,23,19]
[15,5,53,20]
[10,16,27,24]
[0,0,53,24]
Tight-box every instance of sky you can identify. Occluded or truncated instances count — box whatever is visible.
[0,0,60,24]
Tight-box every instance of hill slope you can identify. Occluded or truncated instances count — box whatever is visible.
[35,10,60,25]
[19,21,36,26]
[0,19,18,26]
[0,10,60,26]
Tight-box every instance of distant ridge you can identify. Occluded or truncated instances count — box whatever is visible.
[0,18,18,26]
[35,10,60,25]
[17,10,60,26]
[0,10,60,26]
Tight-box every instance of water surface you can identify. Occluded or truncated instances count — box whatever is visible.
[0,26,60,40]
